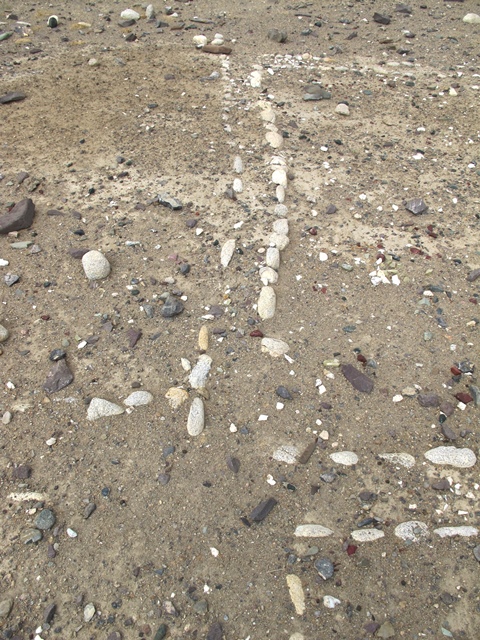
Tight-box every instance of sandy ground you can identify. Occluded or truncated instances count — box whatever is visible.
[1,1,480,639]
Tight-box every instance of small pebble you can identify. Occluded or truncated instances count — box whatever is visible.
[84,603,96,622]
[123,391,153,407]
[35,509,56,530]
[187,397,205,436]
[329,451,358,466]
[87,398,124,421]
[82,250,111,280]
[294,524,334,537]
[315,558,334,580]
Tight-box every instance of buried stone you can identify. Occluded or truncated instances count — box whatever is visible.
[341,364,373,393]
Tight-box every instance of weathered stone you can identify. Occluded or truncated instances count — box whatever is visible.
[250,497,278,522]
[124,391,153,407]
[44,360,74,394]
[82,250,111,280]
[434,526,478,538]
[261,337,289,357]
[220,239,235,267]
[35,508,56,530]
[329,451,358,466]
[341,364,373,393]
[350,529,384,542]
[0,198,35,233]
[0,91,26,104]
[206,622,223,640]
[268,28,287,43]
[0,324,9,342]
[258,286,276,320]
[187,397,204,436]
[405,198,428,215]
[87,398,124,421]
[165,387,188,409]
[378,452,415,468]
[161,295,184,317]
[286,574,305,615]
[189,354,212,389]
[424,446,476,468]
[394,521,429,542]
[294,524,334,537]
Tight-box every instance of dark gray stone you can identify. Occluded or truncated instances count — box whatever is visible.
[0,91,26,104]
[315,557,334,580]
[474,546,480,562]
[441,424,457,441]
[467,269,480,282]
[341,364,374,393]
[49,349,66,362]
[13,464,31,479]
[0,198,35,233]
[249,497,278,522]
[44,603,56,624]
[4,274,20,287]
[44,360,74,394]
[226,456,240,474]
[373,12,391,25]
[405,198,428,215]
[276,385,292,400]
[84,503,96,519]
[69,247,90,259]
[161,296,184,317]
[206,622,223,640]
[268,28,287,43]
[35,508,56,530]
[418,393,441,407]
[22,528,43,544]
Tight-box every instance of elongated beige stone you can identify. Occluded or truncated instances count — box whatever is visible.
[261,337,289,357]
[221,239,236,267]
[351,529,384,542]
[286,574,305,615]
[266,131,283,148]
[266,247,280,269]
[198,325,209,351]
[294,524,334,537]
[187,397,204,436]
[258,286,276,320]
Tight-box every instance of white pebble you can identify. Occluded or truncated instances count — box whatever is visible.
[273,444,299,463]
[193,35,208,47]
[67,528,78,538]
[220,239,236,267]
[319,252,328,262]
[378,452,415,468]
[259,266,278,285]
[258,414,268,421]
[424,446,476,468]
[123,391,153,407]
[274,204,288,216]
[189,354,212,389]
[323,595,341,609]
[2,411,12,425]
[82,250,111,280]
[260,105,275,123]
[187,397,205,436]
[266,247,280,269]
[0,259,9,266]
[329,451,358,466]
[233,177,243,193]
[463,13,480,24]
[84,603,96,622]
[269,232,289,250]
[265,131,283,148]
[350,529,385,542]
[261,337,289,357]
[272,168,287,187]
[434,526,478,538]
[87,398,124,421]
[146,5,155,19]
[276,184,286,203]
[294,524,334,537]
[335,103,350,116]
[273,218,289,235]
[0,323,9,342]
[394,521,429,542]
[257,286,276,320]
[120,9,140,20]
[233,155,243,173]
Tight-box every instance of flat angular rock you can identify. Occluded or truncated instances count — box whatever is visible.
[35,508,56,530]
[315,558,334,580]
[351,529,384,542]
[249,497,277,522]
[0,198,35,234]
[126,328,142,348]
[124,391,153,406]
[87,397,124,421]
[405,198,428,215]
[189,354,212,389]
[258,286,276,320]
[394,521,429,542]
[377,622,395,639]
[434,526,478,538]
[220,239,235,267]
[418,392,441,407]
[373,12,391,25]
[303,84,331,101]
[341,364,373,393]
[329,451,358,466]
[44,360,74,394]
[379,452,415,468]
[161,295,184,317]
[226,455,240,473]
[0,91,26,104]
[158,192,182,210]
[261,337,289,357]
[294,524,334,537]
[187,397,204,436]
[424,446,476,468]
[286,574,305,615]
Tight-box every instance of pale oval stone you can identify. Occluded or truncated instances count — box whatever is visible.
[165,387,188,410]
[379,452,416,469]
[273,218,289,235]
[84,602,96,621]
[463,13,480,24]
[82,250,111,280]
[351,529,385,542]
[211,36,224,46]
[266,131,283,148]
[259,266,278,285]
[276,185,285,203]
[87,398,124,421]
[424,446,476,468]
[250,70,262,88]
[329,451,358,466]
[269,232,289,250]
[120,9,140,20]
[189,354,212,389]
[220,239,236,267]
[274,204,288,216]
[286,574,305,615]
[272,168,287,187]
[146,4,155,19]
[260,105,276,123]
[0,323,9,343]
[294,524,334,538]
[394,521,429,542]
[270,155,286,166]
[193,35,207,47]
[289,634,305,640]
[323,595,341,609]
[258,286,276,320]
[198,325,209,351]
[180,358,191,372]
[261,337,289,357]
[335,103,350,116]
[123,391,153,407]
[266,247,280,269]
[233,177,243,193]
[187,397,205,436]
[434,526,478,538]
[273,444,299,464]
[233,155,243,173]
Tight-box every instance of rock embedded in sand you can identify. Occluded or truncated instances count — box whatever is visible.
[82,250,111,280]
